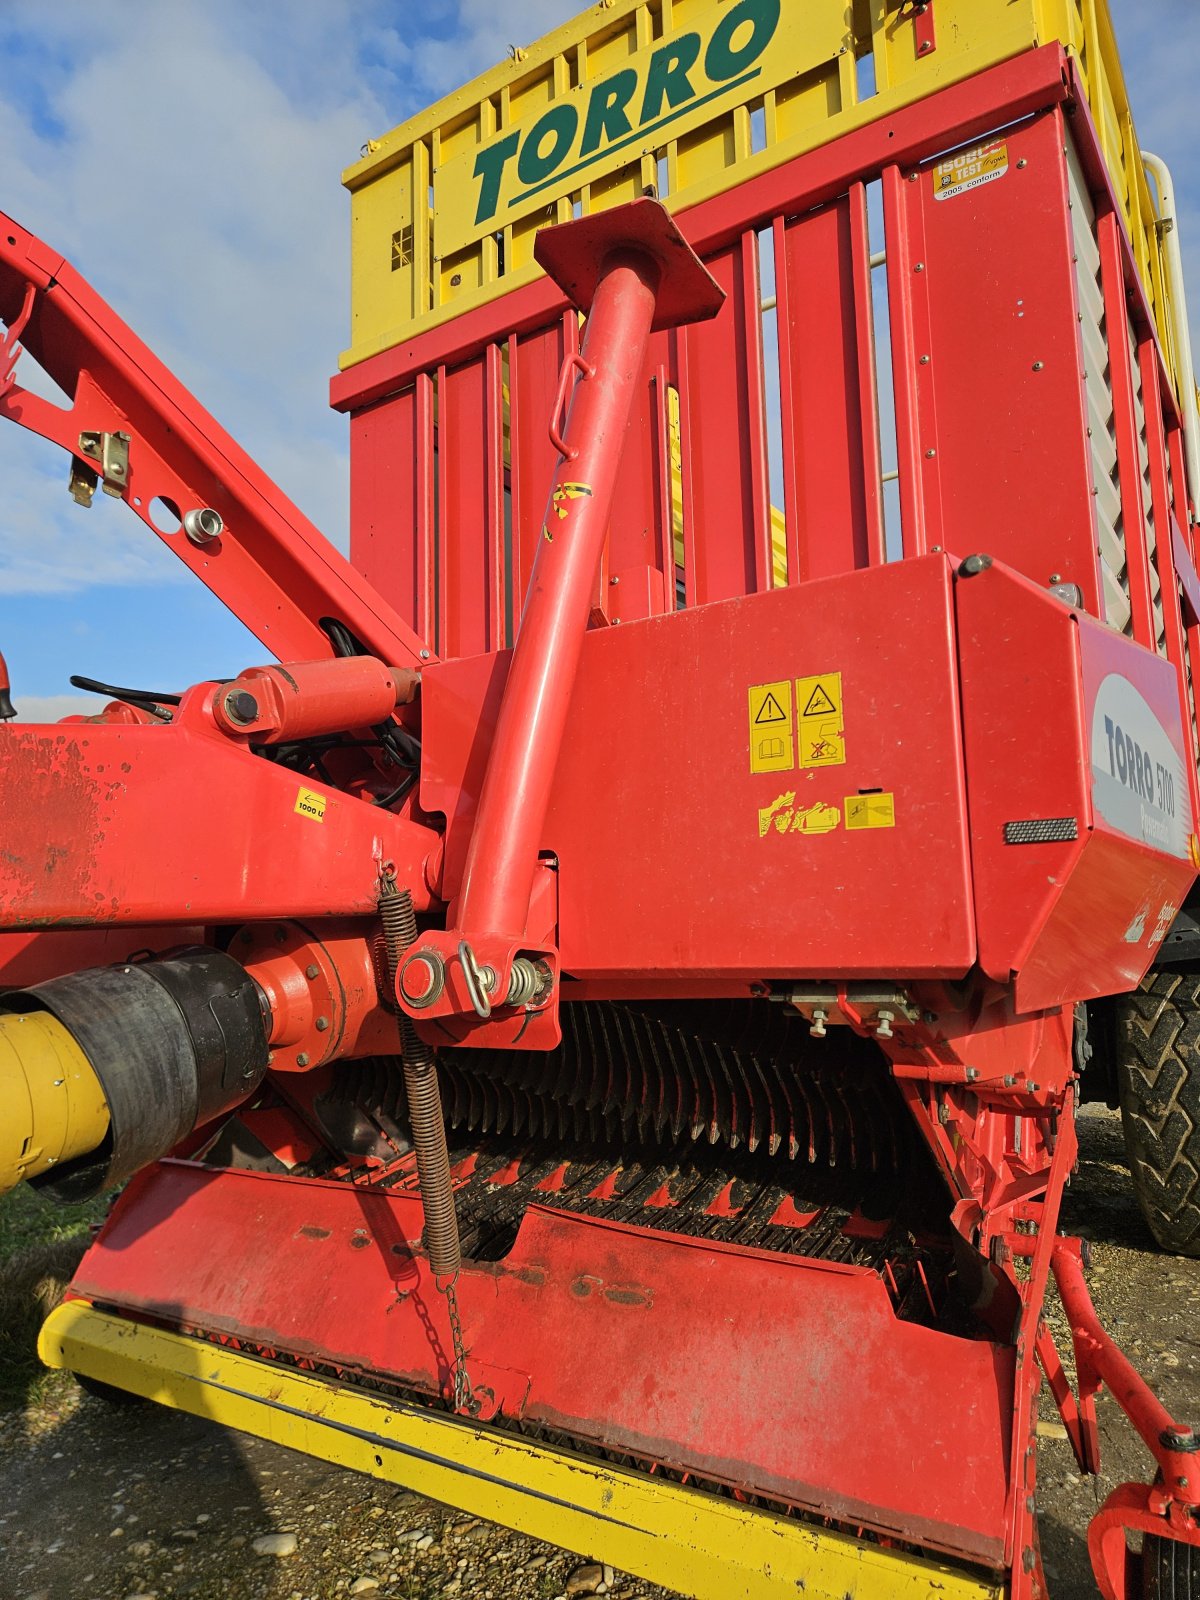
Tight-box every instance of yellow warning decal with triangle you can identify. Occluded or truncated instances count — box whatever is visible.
[747,680,794,774]
[796,672,845,769]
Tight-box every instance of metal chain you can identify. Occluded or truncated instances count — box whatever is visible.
[440,1276,474,1415]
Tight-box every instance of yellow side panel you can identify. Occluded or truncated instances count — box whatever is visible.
[41,1302,1003,1600]
[432,1,843,259]
[340,0,1181,414]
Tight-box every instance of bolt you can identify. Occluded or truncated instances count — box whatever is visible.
[1026,1080,1039,1092]
[305,964,320,980]
[966,1067,979,1081]
[809,1007,828,1039]
[399,951,445,1008]
[1004,1074,1017,1087]
[919,354,930,364]
[1161,1425,1200,1453]
[419,649,431,660]
[1032,361,1045,371]
[224,688,260,724]
[315,1015,330,1032]
[296,1052,310,1067]
[929,545,943,554]
[1049,572,1062,584]
[875,1009,895,1039]
[914,261,925,272]
[925,448,936,459]
[1017,158,1028,169]
[609,575,620,585]
[908,172,918,183]
[958,553,993,578]
[938,1102,951,1124]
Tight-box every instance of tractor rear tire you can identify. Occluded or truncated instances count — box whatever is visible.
[1143,1533,1199,1597]
[1115,972,1200,1258]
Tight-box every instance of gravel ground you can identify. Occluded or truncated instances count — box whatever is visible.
[1,1103,1197,1600]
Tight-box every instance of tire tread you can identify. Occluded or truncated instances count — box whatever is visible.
[1117,971,1200,1258]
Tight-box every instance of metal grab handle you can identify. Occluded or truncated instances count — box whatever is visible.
[548,351,594,460]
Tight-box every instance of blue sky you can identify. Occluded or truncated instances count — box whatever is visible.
[1,0,1197,720]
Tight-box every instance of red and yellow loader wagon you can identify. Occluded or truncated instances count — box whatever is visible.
[2,2,1200,1595]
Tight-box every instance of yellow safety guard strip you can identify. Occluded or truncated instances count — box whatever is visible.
[41,1301,1002,1600]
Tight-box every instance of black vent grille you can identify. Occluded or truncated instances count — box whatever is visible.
[1004,817,1079,845]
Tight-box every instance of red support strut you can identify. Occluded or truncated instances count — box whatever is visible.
[408,200,724,1028]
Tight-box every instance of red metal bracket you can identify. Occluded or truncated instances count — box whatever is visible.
[1089,1483,1200,1600]
[902,0,937,59]
[0,280,34,399]
[0,215,431,669]
[549,351,594,460]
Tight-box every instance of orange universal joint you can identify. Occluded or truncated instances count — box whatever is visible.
[211,656,418,744]
[415,200,724,1020]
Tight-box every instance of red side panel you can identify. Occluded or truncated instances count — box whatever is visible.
[422,557,977,980]
[74,1160,1015,1565]
[350,376,435,641]
[438,355,505,660]
[776,188,884,582]
[957,561,1196,1008]
[888,112,1100,599]
[675,238,771,605]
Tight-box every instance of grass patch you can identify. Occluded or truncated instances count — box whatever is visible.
[0,1184,110,1409]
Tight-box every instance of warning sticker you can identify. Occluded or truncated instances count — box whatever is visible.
[748,680,795,774]
[759,792,841,838]
[796,672,845,769]
[295,786,327,822]
[845,792,896,830]
[933,138,1009,202]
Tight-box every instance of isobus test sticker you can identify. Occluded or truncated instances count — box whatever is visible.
[933,138,1008,202]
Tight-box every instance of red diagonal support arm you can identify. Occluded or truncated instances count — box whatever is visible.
[0,213,432,668]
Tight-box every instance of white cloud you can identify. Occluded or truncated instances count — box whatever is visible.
[1,0,1197,617]
[0,0,392,597]
[11,692,105,722]
[0,0,574,609]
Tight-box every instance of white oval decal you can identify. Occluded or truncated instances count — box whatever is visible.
[1091,673,1192,859]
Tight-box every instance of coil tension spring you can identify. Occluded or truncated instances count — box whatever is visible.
[378,873,473,1414]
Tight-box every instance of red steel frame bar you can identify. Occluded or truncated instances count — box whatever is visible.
[0,221,430,671]
[1052,1241,1200,1490]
